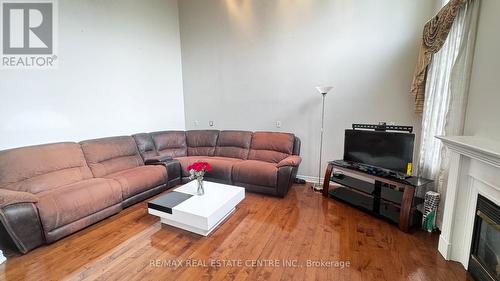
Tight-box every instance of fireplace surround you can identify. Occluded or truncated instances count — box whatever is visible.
[437,136,500,274]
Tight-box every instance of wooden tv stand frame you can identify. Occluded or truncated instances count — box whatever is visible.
[322,162,431,232]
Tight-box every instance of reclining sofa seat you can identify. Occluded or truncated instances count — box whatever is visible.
[175,130,251,184]
[135,130,302,197]
[0,142,123,253]
[179,130,247,184]
[80,136,167,208]
[133,131,187,187]
[232,131,300,196]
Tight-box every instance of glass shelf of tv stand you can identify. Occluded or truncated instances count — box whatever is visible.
[330,175,398,206]
[329,173,424,208]
[329,174,375,196]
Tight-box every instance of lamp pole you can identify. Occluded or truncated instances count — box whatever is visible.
[318,93,326,189]
[314,86,332,191]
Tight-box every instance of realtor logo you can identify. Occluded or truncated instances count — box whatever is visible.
[1,0,58,68]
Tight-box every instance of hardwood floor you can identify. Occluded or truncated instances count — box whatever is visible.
[0,184,473,281]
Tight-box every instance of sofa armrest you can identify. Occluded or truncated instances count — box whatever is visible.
[144,155,173,165]
[276,155,302,168]
[0,189,38,209]
[276,166,294,197]
[163,159,181,187]
[0,203,45,253]
[145,158,181,188]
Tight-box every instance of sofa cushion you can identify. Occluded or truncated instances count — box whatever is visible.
[133,133,158,160]
[248,132,295,163]
[105,165,166,199]
[186,130,219,156]
[80,136,143,177]
[176,156,243,183]
[232,160,278,187]
[151,131,187,158]
[0,142,93,194]
[215,131,252,159]
[202,157,243,182]
[36,178,122,232]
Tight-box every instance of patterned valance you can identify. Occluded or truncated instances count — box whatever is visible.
[411,0,467,114]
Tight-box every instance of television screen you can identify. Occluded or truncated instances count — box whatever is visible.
[343,129,415,173]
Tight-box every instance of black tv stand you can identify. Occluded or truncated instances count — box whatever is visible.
[322,160,432,232]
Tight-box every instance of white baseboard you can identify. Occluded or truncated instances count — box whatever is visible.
[296,175,323,184]
[438,235,451,261]
[298,169,376,186]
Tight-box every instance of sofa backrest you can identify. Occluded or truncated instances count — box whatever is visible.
[80,136,143,177]
[215,130,253,159]
[132,133,158,160]
[151,131,187,157]
[0,142,93,194]
[248,132,295,163]
[186,130,219,156]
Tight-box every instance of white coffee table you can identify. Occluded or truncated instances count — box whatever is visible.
[148,180,245,236]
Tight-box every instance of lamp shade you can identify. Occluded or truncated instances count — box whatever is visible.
[315,86,333,95]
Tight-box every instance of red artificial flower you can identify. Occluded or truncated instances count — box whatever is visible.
[188,161,212,173]
[204,162,212,172]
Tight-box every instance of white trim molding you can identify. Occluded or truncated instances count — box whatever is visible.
[437,135,500,269]
[437,136,500,168]
[297,175,323,184]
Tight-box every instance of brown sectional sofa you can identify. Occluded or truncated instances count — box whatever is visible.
[0,130,301,254]
[134,130,301,196]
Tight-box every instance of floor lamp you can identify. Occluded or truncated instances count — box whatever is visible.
[313,86,333,191]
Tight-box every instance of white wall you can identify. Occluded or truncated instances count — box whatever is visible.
[178,0,434,179]
[0,0,185,150]
[464,0,500,141]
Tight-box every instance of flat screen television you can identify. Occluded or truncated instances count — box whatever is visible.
[343,129,415,174]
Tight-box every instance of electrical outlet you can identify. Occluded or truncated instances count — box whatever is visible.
[194,120,199,126]
[276,121,282,128]
[209,120,214,127]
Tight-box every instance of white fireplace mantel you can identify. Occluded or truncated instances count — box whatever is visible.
[437,136,500,269]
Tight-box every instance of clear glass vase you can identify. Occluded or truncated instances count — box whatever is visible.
[196,176,204,195]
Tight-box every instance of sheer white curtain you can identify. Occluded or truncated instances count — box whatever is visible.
[417,0,480,228]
